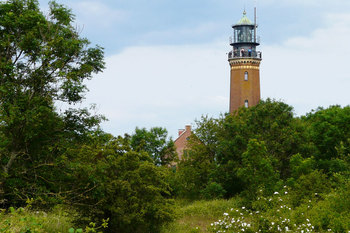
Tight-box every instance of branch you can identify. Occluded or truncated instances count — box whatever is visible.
[12,50,23,65]
[2,151,25,175]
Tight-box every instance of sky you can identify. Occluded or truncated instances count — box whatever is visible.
[38,0,350,138]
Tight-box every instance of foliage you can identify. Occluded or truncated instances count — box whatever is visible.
[66,134,175,233]
[0,0,105,205]
[305,105,350,173]
[1,1,350,231]
[172,99,309,199]
[289,153,316,178]
[190,115,221,162]
[173,151,216,199]
[287,170,331,207]
[0,2,177,232]
[209,184,350,233]
[308,174,350,232]
[216,99,308,194]
[200,182,226,200]
[0,205,108,233]
[130,127,176,166]
[236,139,280,201]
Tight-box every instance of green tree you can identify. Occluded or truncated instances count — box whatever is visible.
[130,127,176,166]
[0,0,105,204]
[237,139,280,200]
[215,99,309,195]
[305,105,350,173]
[289,153,316,179]
[190,115,220,161]
[173,99,311,199]
[170,116,220,199]
[67,134,175,233]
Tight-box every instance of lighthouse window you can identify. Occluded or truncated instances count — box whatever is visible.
[244,72,248,81]
[245,100,249,108]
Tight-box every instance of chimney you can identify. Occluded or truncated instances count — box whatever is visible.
[185,125,191,132]
[178,129,185,136]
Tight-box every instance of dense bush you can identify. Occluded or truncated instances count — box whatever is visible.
[66,134,175,233]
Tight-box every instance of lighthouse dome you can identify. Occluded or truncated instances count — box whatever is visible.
[237,10,253,25]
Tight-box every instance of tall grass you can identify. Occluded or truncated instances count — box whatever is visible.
[0,206,77,233]
[161,198,242,233]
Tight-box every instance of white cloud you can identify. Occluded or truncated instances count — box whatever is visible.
[85,43,229,137]
[261,13,350,114]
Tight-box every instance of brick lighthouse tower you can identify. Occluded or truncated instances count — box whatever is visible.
[228,9,262,114]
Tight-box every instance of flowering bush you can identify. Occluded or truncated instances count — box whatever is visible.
[208,186,325,233]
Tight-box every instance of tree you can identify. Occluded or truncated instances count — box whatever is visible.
[67,134,175,233]
[305,105,350,173]
[0,0,105,204]
[172,116,220,199]
[130,127,176,166]
[173,99,310,199]
[216,99,309,196]
[237,139,280,200]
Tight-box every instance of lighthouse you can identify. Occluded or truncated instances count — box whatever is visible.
[228,10,262,113]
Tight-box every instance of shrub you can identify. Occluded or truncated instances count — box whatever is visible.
[200,182,226,200]
[68,136,176,233]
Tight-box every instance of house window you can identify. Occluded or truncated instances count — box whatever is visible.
[244,100,249,108]
[244,71,248,81]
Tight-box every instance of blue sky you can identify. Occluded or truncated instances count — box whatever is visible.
[39,0,350,138]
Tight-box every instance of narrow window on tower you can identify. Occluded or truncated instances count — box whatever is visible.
[244,71,248,81]
[245,100,249,108]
